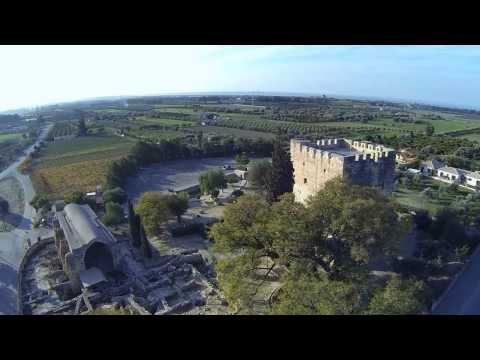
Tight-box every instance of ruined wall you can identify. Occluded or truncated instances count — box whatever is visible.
[291,139,345,203]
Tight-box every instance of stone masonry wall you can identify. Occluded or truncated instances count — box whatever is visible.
[291,139,396,203]
[291,139,345,203]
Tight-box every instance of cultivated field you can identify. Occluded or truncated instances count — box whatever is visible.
[0,133,22,143]
[31,135,135,199]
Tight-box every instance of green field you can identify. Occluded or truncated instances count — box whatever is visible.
[457,133,480,142]
[393,178,473,215]
[31,135,136,199]
[130,129,185,142]
[135,116,194,126]
[37,135,135,167]
[0,133,22,143]
[193,125,276,140]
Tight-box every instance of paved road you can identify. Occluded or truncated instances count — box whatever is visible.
[432,244,480,315]
[0,124,53,314]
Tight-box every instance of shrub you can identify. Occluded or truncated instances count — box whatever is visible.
[226,174,241,184]
[103,202,125,226]
[170,222,205,237]
[103,187,127,204]
[30,194,51,211]
[64,191,86,205]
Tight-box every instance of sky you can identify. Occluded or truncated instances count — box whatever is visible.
[1,45,480,111]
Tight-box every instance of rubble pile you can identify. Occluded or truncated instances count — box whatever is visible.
[21,242,230,315]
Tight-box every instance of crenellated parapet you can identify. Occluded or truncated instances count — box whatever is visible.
[291,137,396,203]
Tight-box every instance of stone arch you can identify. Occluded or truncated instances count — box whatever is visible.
[84,242,114,274]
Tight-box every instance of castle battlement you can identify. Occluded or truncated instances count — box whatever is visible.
[291,138,396,203]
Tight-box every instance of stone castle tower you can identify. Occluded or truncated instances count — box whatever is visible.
[291,138,396,203]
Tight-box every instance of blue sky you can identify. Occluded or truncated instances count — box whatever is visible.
[1,45,479,111]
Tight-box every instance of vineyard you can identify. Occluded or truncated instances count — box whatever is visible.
[30,135,135,199]
[47,122,77,139]
[211,117,411,138]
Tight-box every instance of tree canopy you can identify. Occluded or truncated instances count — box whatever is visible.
[135,192,172,236]
[210,177,413,314]
[269,138,294,202]
[165,192,189,223]
[103,201,125,226]
[247,160,272,195]
[235,152,250,166]
[199,169,227,198]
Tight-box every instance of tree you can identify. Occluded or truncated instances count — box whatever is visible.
[247,160,272,194]
[102,202,124,226]
[367,277,427,315]
[135,192,172,237]
[269,138,294,202]
[30,194,51,211]
[103,187,127,204]
[166,192,189,223]
[140,223,152,258]
[235,152,250,166]
[212,178,406,278]
[77,113,87,136]
[199,169,227,198]
[64,191,86,205]
[425,124,435,136]
[127,201,141,247]
[269,272,365,315]
[0,197,9,216]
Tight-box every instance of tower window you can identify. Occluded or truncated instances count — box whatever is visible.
[304,178,307,184]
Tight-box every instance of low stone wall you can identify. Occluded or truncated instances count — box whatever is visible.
[16,237,55,315]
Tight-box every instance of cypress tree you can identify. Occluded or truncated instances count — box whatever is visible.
[268,137,294,202]
[128,201,141,248]
[140,223,152,258]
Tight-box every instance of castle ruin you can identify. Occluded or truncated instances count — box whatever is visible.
[291,138,396,203]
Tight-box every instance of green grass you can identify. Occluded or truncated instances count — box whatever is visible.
[193,125,276,139]
[0,133,22,142]
[393,178,472,215]
[36,135,135,168]
[457,134,480,143]
[135,116,194,126]
[129,129,185,142]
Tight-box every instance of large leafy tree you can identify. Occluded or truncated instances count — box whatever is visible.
[210,177,410,313]
[269,272,366,315]
[135,192,172,237]
[166,192,189,223]
[269,137,294,202]
[247,160,272,195]
[199,169,227,198]
[367,277,427,315]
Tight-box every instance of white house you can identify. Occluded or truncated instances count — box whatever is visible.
[463,170,480,189]
[420,159,444,176]
[437,167,462,183]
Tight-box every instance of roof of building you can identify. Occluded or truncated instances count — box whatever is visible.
[438,167,461,176]
[56,203,115,252]
[463,170,480,180]
[422,159,444,170]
